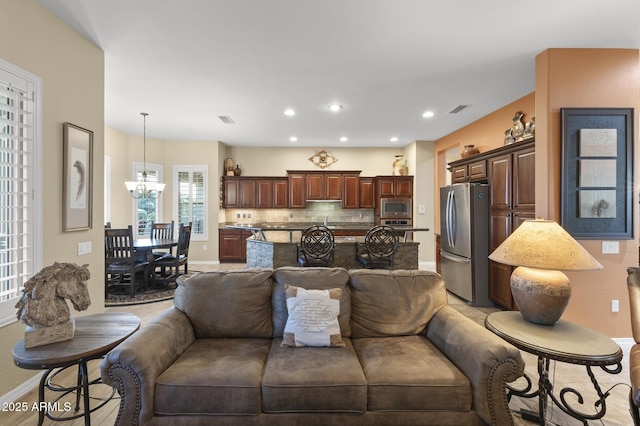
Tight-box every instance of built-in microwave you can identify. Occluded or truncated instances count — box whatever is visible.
[380,198,412,219]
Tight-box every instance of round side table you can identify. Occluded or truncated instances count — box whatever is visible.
[13,312,140,425]
[485,311,622,425]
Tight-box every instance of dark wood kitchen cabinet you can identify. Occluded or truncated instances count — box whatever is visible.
[288,173,306,208]
[306,173,343,200]
[221,177,256,208]
[342,173,360,208]
[256,178,288,208]
[219,228,252,262]
[488,142,535,309]
[359,177,375,208]
[376,176,413,198]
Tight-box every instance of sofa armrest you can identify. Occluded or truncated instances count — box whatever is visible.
[100,306,195,426]
[426,305,525,426]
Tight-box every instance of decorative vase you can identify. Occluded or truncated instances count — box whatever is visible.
[224,158,234,176]
[461,145,479,158]
[233,165,242,176]
[392,155,408,176]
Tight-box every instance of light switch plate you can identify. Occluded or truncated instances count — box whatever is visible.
[78,241,92,256]
[418,205,426,215]
[602,241,619,254]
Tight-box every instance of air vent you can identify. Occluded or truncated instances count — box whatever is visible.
[449,105,470,114]
[218,115,235,124]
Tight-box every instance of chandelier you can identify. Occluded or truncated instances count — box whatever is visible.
[124,112,165,199]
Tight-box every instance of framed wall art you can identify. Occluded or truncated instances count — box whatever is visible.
[63,122,93,231]
[560,108,633,239]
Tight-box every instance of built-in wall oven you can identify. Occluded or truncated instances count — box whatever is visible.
[380,198,412,219]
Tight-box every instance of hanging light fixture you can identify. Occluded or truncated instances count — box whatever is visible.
[124,112,165,199]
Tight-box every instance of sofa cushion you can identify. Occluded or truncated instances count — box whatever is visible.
[282,285,345,348]
[174,269,274,338]
[349,269,447,338]
[353,335,472,412]
[262,338,367,413]
[154,338,271,415]
[273,267,351,338]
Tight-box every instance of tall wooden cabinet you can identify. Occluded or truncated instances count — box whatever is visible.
[487,142,535,309]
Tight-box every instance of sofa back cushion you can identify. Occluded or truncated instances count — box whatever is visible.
[174,269,274,338]
[272,267,351,338]
[349,269,447,338]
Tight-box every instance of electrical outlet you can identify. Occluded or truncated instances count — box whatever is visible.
[289,213,294,219]
[602,241,619,254]
[202,245,207,251]
[236,213,240,219]
[611,299,619,312]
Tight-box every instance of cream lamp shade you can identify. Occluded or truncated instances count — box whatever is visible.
[489,219,602,325]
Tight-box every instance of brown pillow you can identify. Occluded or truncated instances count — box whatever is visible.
[281,284,345,348]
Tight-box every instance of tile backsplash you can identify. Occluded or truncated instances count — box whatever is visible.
[225,202,374,225]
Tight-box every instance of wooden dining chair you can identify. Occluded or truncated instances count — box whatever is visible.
[105,225,149,296]
[150,220,175,260]
[153,223,192,282]
[356,225,399,269]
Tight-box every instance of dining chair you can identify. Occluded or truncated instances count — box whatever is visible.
[150,220,175,259]
[297,225,335,267]
[105,225,149,296]
[356,225,399,269]
[153,223,192,282]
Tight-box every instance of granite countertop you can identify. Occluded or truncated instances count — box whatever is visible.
[224,222,429,232]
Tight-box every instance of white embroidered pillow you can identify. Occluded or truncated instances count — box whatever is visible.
[282,284,345,348]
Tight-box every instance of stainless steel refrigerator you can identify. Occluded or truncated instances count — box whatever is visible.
[439,183,491,306]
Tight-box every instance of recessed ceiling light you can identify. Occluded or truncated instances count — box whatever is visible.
[289,136,298,142]
[284,108,296,116]
[390,137,399,142]
[422,110,435,118]
[328,104,343,112]
[340,136,348,142]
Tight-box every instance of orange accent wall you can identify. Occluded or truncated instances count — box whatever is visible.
[434,93,535,227]
[434,48,639,337]
[536,48,640,337]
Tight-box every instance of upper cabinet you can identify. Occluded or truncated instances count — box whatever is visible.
[376,176,413,198]
[222,172,413,209]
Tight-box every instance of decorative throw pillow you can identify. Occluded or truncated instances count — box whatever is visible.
[282,284,345,348]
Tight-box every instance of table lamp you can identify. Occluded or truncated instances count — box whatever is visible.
[489,219,603,325]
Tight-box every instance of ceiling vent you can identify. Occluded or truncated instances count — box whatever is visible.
[218,115,235,124]
[449,105,470,114]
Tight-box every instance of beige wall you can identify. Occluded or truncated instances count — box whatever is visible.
[105,141,437,264]
[535,48,640,337]
[0,0,105,395]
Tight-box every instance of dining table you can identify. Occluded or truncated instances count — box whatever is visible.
[134,238,178,283]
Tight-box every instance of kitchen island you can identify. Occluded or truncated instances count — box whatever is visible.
[225,223,428,270]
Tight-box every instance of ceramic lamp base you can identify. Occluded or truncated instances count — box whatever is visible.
[510,266,571,326]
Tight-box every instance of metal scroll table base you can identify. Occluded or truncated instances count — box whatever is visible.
[507,356,622,425]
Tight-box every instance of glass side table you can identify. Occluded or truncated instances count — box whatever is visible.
[485,311,622,425]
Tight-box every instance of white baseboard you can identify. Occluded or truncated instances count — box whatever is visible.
[419,261,437,271]
[613,337,634,354]
[189,260,219,265]
[0,374,40,406]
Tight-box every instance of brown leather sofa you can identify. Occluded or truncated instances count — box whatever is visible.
[627,267,640,425]
[100,267,524,425]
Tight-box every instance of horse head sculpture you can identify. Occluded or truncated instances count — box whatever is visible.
[15,262,91,328]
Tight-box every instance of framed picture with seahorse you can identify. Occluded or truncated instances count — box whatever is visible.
[63,122,93,231]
